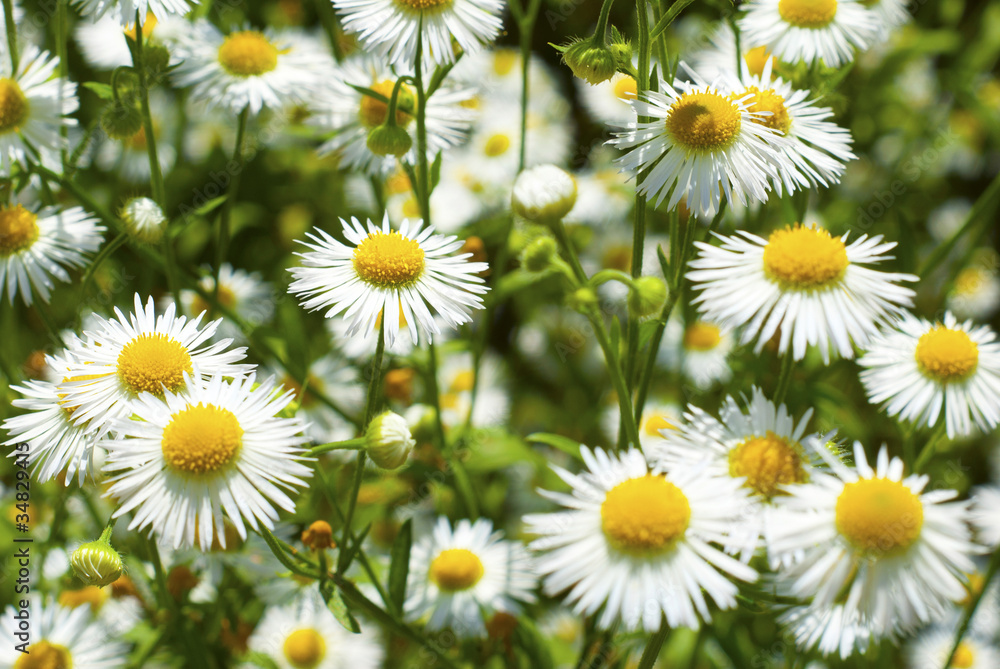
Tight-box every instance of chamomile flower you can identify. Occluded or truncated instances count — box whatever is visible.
[0,200,104,306]
[658,318,734,390]
[971,485,1000,547]
[438,350,509,429]
[57,294,254,434]
[577,72,638,126]
[858,312,1000,438]
[738,0,879,68]
[333,0,504,69]
[525,447,758,632]
[564,157,634,227]
[0,46,78,170]
[865,0,911,40]
[609,72,787,217]
[102,373,312,551]
[768,444,978,654]
[602,400,681,451]
[648,388,832,562]
[688,224,917,362]
[179,264,275,343]
[170,21,332,115]
[0,595,128,668]
[405,517,536,637]
[326,310,424,361]
[74,12,179,70]
[74,0,192,28]
[288,214,489,347]
[905,627,1000,669]
[946,261,1000,321]
[248,590,384,669]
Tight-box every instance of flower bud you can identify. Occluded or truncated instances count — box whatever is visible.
[301,520,335,550]
[367,123,413,157]
[365,411,416,470]
[143,44,171,80]
[71,537,124,587]
[120,196,167,244]
[628,276,667,317]
[562,39,617,85]
[521,236,559,272]
[512,165,577,223]
[100,101,143,140]
[567,287,599,313]
[609,40,633,68]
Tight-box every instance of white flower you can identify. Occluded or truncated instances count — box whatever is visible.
[905,626,1000,669]
[365,410,415,469]
[179,263,275,343]
[511,164,578,222]
[946,262,1000,321]
[525,447,758,632]
[288,214,489,347]
[858,311,1000,438]
[75,0,193,28]
[658,318,734,390]
[405,517,536,637]
[120,196,167,244]
[438,350,508,429]
[602,400,681,451]
[577,72,638,126]
[692,23,777,82]
[688,224,917,362]
[971,485,1000,548]
[865,0,911,40]
[102,373,312,550]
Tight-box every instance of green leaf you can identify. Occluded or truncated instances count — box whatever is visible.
[513,618,555,669]
[610,316,622,355]
[82,82,114,100]
[430,151,443,191]
[319,581,361,633]
[242,652,280,669]
[388,519,412,615]
[526,433,584,461]
[194,195,228,216]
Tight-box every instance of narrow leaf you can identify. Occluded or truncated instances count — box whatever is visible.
[388,519,413,615]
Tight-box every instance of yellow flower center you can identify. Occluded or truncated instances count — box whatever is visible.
[743,86,792,135]
[123,12,158,40]
[493,50,518,76]
[642,413,676,437]
[449,369,475,393]
[352,230,426,288]
[954,267,985,295]
[429,548,485,591]
[58,586,107,611]
[359,79,415,129]
[778,0,838,27]
[401,197,422,218]
[283,628,327,669]
[743,46,773,78]
[612,76,637,100]
[190,284,237,318]
[160,403,243,476]
[0,78,29,134]
[117,333,193,395]
[0,204,39,256]
[666,91,742,152]
[763,225,849,289]
[217,31,279,77]
[835,478,924,554]
[951,642,975,669]
[483,133,511,157]
[14,641,72,669]
[915,326,979,381]
[728,431,806,499]
[601,474,690,554]
[394,0,452,10]
[683,322,722,351]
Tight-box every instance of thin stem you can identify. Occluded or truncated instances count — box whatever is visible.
[131,13,165,206]
[56,0,68,167]
[919,170,1000,280]
[942,549,1000,669]
[82,232,128,295]
[914,421,948,473]
[2,0,17,71]
[637,617,669,669]
[773,353,795,404]
[413,26,432,226]
[213,107,249,310]
[516,0,542,171]
[593,0,616,40]
[309,437,366,455]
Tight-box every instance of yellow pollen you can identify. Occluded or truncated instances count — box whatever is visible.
[217,31,279,77]
[359,79,415,129]
[117,333,193,395]
[283,628,327,669]
[743,86,792,135]
[915,327,979,381]
[190,284,237,318]
[449,369,475,393]
[493,50,518,76]
[643,413,676,437]
[0,78,28,134]
[601,475,690,554]
[58,586,107,611]
[666,91,742,151]
[951,642,975,668]
[395,0,452,9]
[743,46,773,78]
[0,204,39,256]
[14,641,72,669]
[728,431,806,499]
[954,267,985,295]
[763,224,849,289]
[483,133,511,157]
[835,478,924,554]
[160,403,243,476]
[612,76,637,100]
[123,12,158,40]
[429,548,484,591]
[401,197,422,218]
[352,231,426,288]
[683,322,722,351]
[778,0,838,28]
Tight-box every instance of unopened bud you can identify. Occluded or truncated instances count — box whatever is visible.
[521,236,559,272]
[120,196,166,244]
[71,536,124,587]
[100,101,143,140]
[365,411,416,470]
[367,124,413,157]
[628,276,667,317]
[562,39,617,85]
[301,520,335,550]
[512,164,577,223]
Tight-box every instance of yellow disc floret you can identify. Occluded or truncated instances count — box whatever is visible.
[217,31,279,77]
[190,284,237,319]
[643,413,676,437]
[950,642,975,669]
[743,86,792,135]
[0,78,28,134]
[395,0,452,9]
[352,231,426,288]
[429,548,485,591]
[835,478,924,554]
[483,133,511,157]
[666,91,742,152]
[0,204,39,256]
[778,0,838,28]
[613,76,638,100]
[283,628,327,669]
[915,326,979,381]
[601,475,690,554]
[14,641,72,669]
[161,403,243,476]
[729,431,806,499]
[117,333,193,395]
[359,80,415,129]
[683,322,722,351]
[449,369,475,393]
[743,46,773,78]
[763,224,849,289]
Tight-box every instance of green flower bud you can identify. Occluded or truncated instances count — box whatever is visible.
[100,101,143,140]
[521,236,559,272]
[142,45,171,82]
[628,276,667,317]
[609,40,633,69]
[562,39,617,85]
[366,124,413,157]
[567,287,599,313]
[365,411,416,470]
[71,534,124,587]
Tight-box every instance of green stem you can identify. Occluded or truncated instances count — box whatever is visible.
[81,232,128,295]
[413,26,432,226]
[773,353,795,404]
[2,0,17,72]
[637,617,669,669]
[516,0,542,171]
[941,549,1000,669]
[56,0,68,167]
[914,421,948,473]
[131,13,165,207]
[919,170,1000,280]
[213,107,249,311]
[309,437,366,455]
[594,0,616,40]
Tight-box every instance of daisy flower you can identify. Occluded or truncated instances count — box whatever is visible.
[102,373,312,550]
[602,400,681,451]
[658,318,734,390]
[692,23,777,81]
[178,263,275,343]
[577,71,638,126]
[0,46,77,170]
[0,595,128,668]
[647,388,833,562]
[74,0,191,28]
[865,0,911,40]
[0,200,103,306]
[169,21,332,115]
[609,71,787,217]
[971,485,1000,547]
[248,590,384,669]
[74,12,182,70]
[905,627,1000,669]
[525,447,758,632]
[311,56,476,176]
[688,223,917,362]
[438,350,509,429]
[288,214,489,347]
[738,0,879,68]
[858,312,1000,438]
[57,293,254,434]
[333,0,504,69]
[768,444,978,655]
[405,517,536,637]
[946,261,1000,321]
